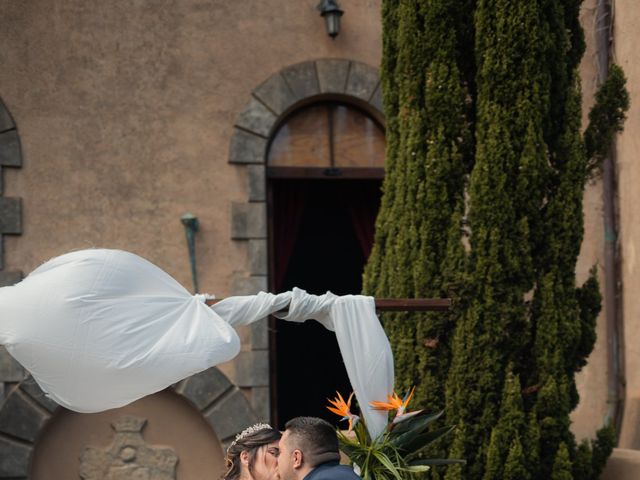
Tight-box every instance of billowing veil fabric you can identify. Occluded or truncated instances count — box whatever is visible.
[319,297,394,440]
[0,249,241,413]
[0,249,394,438]
[212,288,394,438]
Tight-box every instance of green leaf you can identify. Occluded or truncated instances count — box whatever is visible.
[401,425,455,456]
[372,450,404,480]
[402,465,431,473]
[391,410,445,436]
[391,415,447,449]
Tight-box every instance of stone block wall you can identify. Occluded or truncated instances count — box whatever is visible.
[0,98,24,405]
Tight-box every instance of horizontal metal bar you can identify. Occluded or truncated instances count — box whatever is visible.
[374,298,452,311]
[205,297,451,312]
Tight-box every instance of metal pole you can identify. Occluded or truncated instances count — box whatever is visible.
[206,297,452,313]
[181,213,200,293]
[596,0,625,433]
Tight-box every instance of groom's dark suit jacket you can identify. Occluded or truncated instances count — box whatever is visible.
[303,461,361,480]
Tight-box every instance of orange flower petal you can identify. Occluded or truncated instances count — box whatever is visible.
[370,389,411,411]
[327,405,344,416]
[326,391,355,419]
[369,400,396,411]
[402,386,416,409]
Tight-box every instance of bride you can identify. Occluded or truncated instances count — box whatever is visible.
[223,423,281,480]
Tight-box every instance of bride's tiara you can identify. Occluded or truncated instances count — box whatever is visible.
[227,423,274,451]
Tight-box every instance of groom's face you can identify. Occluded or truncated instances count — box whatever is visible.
[277,430,298,480]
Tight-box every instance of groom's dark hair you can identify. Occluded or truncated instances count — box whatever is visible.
[284,416,340,467]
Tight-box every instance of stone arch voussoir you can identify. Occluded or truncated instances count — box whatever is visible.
[228,58,382,167]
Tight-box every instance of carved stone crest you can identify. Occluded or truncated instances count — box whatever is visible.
[79,415,179,480]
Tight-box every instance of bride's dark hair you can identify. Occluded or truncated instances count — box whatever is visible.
[223,424,282,479]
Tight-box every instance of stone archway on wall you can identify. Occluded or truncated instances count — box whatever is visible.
[226,58,383,422]
[0,97,23,286]
[0,367,256,478]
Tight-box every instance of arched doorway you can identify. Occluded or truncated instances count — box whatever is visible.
[267,101,385,428]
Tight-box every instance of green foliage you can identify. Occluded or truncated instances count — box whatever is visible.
[336,409,464,480]
[572,423,616,480]
[591,423,617,478]
[584,64,630,173]
[551,443,573,480]
[443,422,466,480]
[573,440,594,480]
[363,0,470,420]
[575,267,602,371]
[483,370,526,480]
[372,0,630,478]
[523,411,541,477]
[536,375,572,477]
[503,438,530,480]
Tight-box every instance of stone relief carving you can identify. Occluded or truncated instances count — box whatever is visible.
[79,415,178,480]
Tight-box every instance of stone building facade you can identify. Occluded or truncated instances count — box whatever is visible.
[0,0,638,478]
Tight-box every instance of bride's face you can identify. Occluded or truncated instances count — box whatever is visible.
[249,440,280,480]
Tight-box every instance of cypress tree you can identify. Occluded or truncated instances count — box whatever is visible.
[572,423,616,480]
[524,410,541,477]
[363,0,470,415]
[483,370,526,480]
[573,440,594,480]
[584,64,631,173]
[370,0,629,478]
[443,0,628,477]
[503,438,530,480]
[551,443,573,480]
[591,423,617,478]
[445,1,548,476]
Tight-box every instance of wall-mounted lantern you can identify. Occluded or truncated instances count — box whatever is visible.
[317,0,344,39]
[181,213,200,293]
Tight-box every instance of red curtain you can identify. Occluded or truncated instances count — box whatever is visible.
[273,181,380,290]
[273,183,307,292]
[347,184,380,261]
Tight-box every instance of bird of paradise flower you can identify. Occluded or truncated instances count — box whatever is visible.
[369,386,424,424]
[326,391,360,431]
[325,388,465,480]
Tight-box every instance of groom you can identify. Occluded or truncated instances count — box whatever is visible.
[277,416,360,480]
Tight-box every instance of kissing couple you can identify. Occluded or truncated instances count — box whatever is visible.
[223,416,360,480]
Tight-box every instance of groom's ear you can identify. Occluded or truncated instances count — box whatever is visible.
[292,449,304,469]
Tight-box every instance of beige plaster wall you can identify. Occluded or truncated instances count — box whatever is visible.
[0,0,381,296]
[570,0,609,442]
[613,0,640,450]
[574,0,640,448]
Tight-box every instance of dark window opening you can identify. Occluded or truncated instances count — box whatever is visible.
[271,179,381,429]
